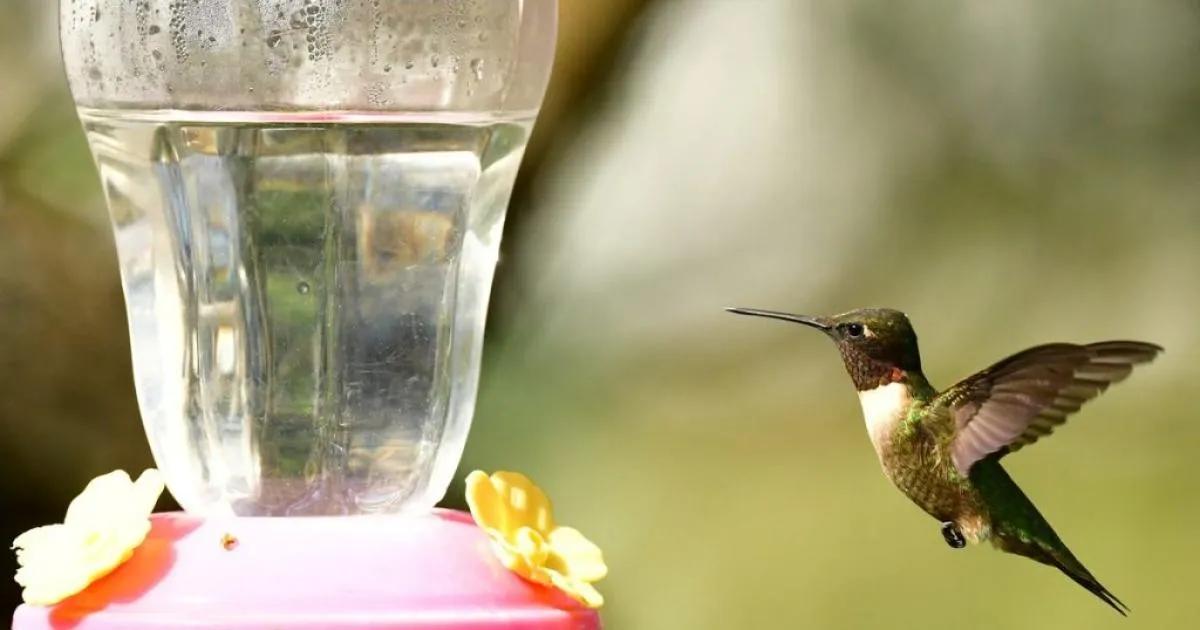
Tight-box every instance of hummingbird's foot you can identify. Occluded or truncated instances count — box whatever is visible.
[941,522,966,549]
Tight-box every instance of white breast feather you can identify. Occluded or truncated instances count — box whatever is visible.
[857,382,911,452]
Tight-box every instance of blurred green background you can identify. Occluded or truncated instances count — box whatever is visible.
[3,0,1200,627]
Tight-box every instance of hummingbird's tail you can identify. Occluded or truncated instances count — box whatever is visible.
[993,531,1129,616]
[971,460,1129,615]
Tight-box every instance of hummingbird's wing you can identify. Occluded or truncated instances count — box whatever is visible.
[932,341,1162,476]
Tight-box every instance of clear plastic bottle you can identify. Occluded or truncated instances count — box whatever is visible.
[60,0,556,516]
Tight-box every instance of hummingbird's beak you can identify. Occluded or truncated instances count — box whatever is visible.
[725,307,832,331]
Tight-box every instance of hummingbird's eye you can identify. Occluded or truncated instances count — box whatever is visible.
[845,323,864,338]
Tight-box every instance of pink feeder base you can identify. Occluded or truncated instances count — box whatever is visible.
[11,510,600,629]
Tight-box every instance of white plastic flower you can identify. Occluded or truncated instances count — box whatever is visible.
[13,469,164,606]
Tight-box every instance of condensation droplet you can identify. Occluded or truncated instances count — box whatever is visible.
[404,59,414,70]
[469,58,483,81]
[296,282,311,295]
[148,24,160,35]
[430,54,439,68]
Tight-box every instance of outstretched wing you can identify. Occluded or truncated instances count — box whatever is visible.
[932,341,1162,476]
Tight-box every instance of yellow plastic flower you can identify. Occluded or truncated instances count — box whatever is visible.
[465,471,607,608]
[12,469,164,606]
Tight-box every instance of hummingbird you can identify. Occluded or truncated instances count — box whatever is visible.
[727,306,1162,615]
